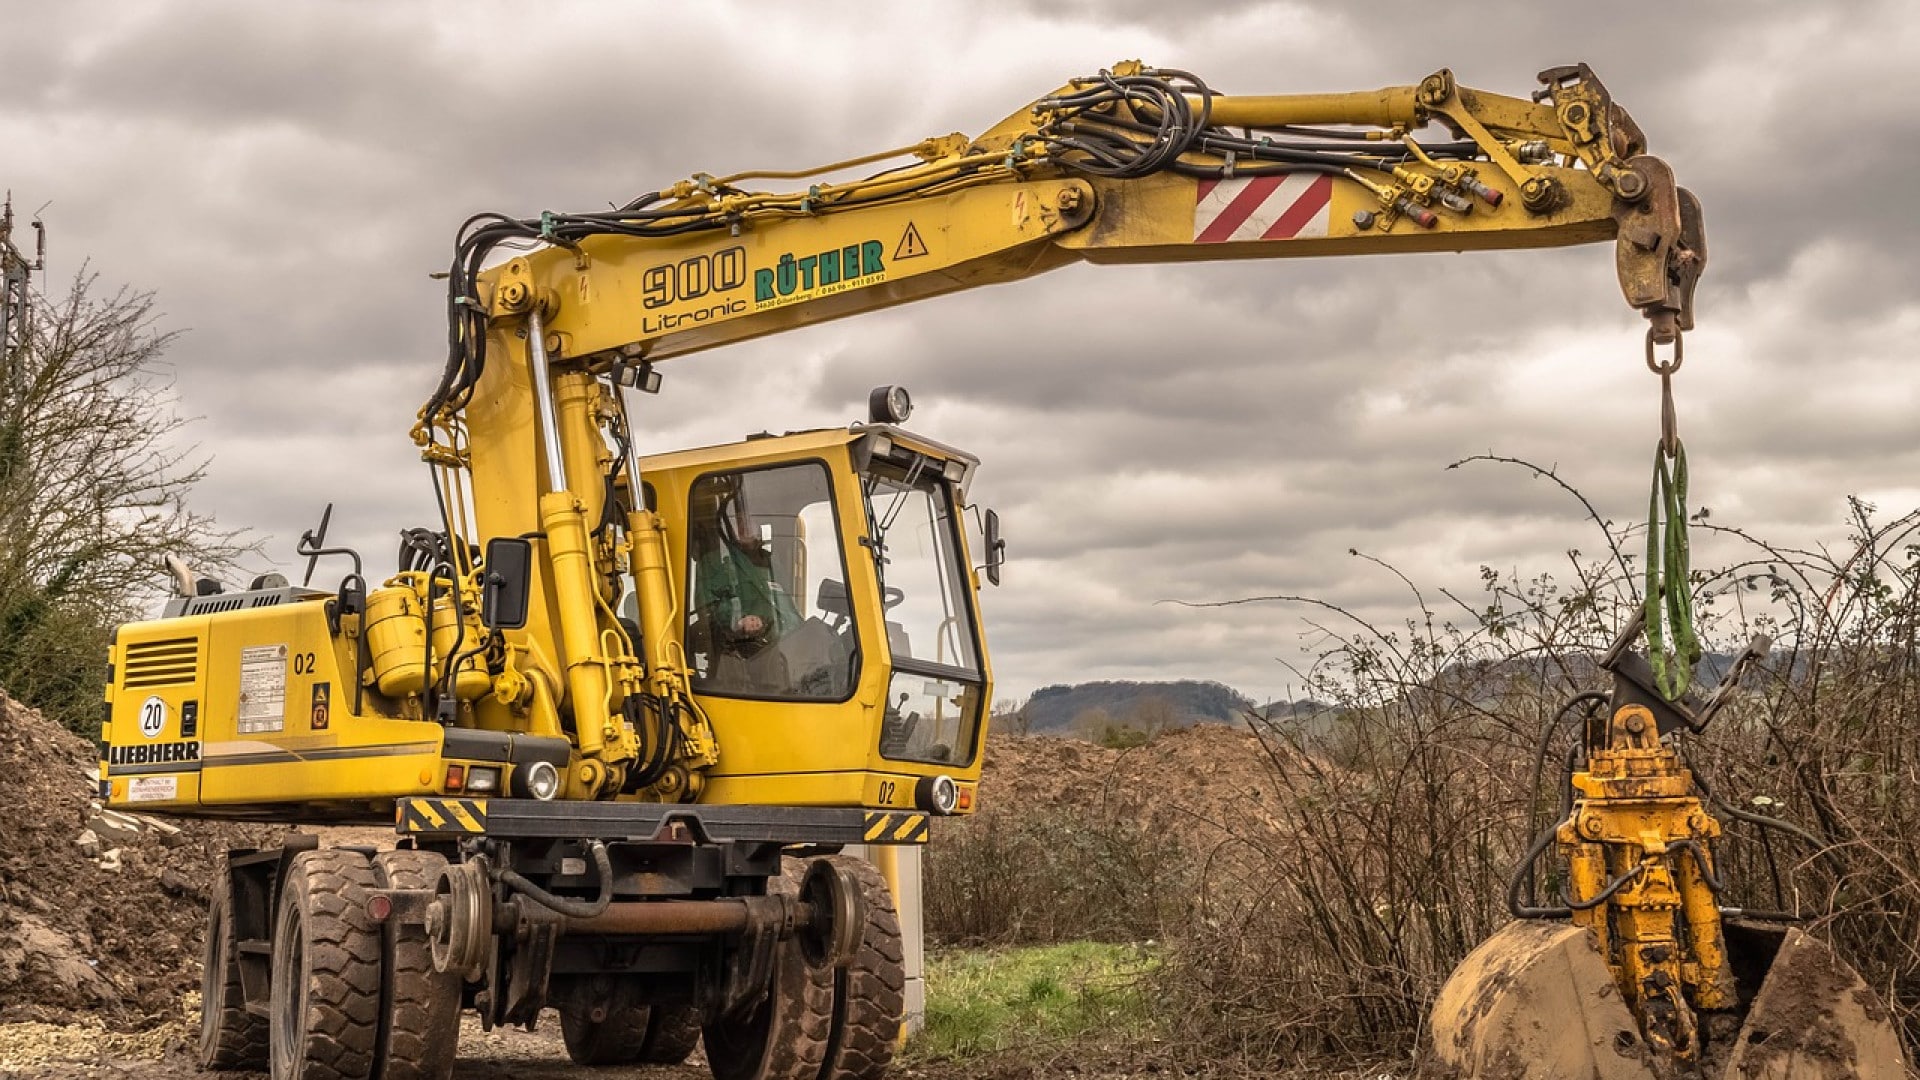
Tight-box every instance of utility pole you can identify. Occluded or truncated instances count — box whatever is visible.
[1,192,47,356]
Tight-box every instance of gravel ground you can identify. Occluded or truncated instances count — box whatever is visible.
[0,1012,1112,1080]
[0,1011,717,1080]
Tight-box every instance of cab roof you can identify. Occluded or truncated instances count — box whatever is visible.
[635,423,979,479]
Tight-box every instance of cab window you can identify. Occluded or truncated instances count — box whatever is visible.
[686,462,859,701]
[862,459,984,767]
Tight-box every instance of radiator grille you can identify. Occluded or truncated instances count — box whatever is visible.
[122,637,200,689]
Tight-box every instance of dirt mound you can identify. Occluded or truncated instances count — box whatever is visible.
[975,722,1287,841]
[0,690,276,1028]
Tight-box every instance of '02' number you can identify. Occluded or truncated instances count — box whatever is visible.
[292,651,317,676]
[877,780,897,805]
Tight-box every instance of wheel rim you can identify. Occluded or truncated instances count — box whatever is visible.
[798,859,864,969]
[270,901,305,1079]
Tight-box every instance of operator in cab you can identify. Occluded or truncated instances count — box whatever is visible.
[689,481,802,692]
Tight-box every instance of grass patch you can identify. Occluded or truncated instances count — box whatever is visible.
[914,940,1157,1062]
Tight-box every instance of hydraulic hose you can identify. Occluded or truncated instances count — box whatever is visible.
[1564,862,1645,912]
[1514,694,1605,912]
[1507,819,1573,919]
[498,839,614,918]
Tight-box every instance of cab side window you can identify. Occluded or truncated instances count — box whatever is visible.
[686,463,858,701]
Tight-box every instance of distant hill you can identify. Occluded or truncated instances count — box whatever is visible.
[1010,647,1756,742]
[1017,679,1259,734]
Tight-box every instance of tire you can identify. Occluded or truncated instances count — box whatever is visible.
[372,850,461,1080]
[270,849,382,1080]
[637,1003,705,1065]
[558,975,653,1066]
[704,860,834,1080]
[817,856,904,1080]
[200,870,269,1070]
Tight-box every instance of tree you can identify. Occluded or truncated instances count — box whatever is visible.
[990,694,1032,736]
[1071,706,1152,749]
[1126,694,1182,738]
[0,272,246,731]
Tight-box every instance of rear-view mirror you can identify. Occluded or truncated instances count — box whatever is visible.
[481,538,533,630]
[817,577,851,616]
[983,509,1005,587]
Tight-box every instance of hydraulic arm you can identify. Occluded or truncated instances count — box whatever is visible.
[439,62,1699,372]
[410,61,1703,804]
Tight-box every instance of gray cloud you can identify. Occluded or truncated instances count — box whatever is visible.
[3,0,1916,704]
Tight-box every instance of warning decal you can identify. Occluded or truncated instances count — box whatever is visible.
[128,776,178,803]
[894,222,928,260]
[311,682,331,731]
[238,644,288,734]
[1193,174,1334,243]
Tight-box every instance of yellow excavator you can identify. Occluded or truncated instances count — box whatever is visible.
[97,59,1899,1080]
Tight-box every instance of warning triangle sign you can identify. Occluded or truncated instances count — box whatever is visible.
[894,222,928,260]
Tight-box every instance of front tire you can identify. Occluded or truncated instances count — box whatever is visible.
[269,849,382,1080]
[704,860,833,1080]
[818,856,905,1080]
[558,975,654,1066]
[371,850,460,1080]
[637,1003,705,1065]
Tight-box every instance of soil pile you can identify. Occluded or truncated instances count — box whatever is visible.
[0,690,274,1028]
[973,722,1289,843]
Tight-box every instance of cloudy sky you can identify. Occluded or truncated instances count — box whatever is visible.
[4,1,1917,706]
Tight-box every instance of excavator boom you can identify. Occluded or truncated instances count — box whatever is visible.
[444,62,1700,378]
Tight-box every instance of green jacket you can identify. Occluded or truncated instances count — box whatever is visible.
[694,543,800,646]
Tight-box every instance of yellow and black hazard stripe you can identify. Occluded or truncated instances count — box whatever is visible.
[862,811,929,844]
[398,797,488,834]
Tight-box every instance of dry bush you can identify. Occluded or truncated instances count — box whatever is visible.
[924,804,1196,947]
[1155,555,1618,1068]
[1685,499,1920,1043]
[1154,490,1920,1069]
[933,460,1920,1069]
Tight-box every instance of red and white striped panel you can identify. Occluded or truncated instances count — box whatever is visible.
[1193,174,1334,244]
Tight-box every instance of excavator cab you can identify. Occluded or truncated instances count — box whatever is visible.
[637,420,991,816]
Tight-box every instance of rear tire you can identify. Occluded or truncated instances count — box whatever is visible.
[199,870,269,1070]
[269,849,382,1080]
[704,860,833,1080]
[372,850,460,1080]
[818,856,904,1080]
[558,975,654,1066]
[637,1003,705,1065]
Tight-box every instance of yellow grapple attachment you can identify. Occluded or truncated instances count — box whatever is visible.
[1427,920,1904,1079]
[1425,617,1907,1079]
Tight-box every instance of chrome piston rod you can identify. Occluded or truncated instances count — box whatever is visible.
[525,305,569,495]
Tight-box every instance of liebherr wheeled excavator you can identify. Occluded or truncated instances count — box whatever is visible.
[99,59,1900,1080]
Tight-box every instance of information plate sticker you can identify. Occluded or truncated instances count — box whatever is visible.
[127,776,177,803]
[238,644,289,734]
